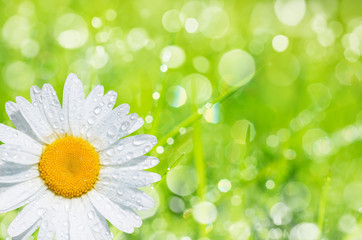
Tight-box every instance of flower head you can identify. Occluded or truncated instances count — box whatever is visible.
[0,73,160,239]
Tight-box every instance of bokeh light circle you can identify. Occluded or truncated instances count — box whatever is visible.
[166,166,198,196]
[4,61,35,91]
[21,39,40,58]
[218,179,232,192]
[182,73,212,104]
[87,46,109,69]
[169,196,185,213]
[289,223,319,240]
[2,15,32,49]
[162,10,183,33]
[272,35,289,52]
[166,85,187,108]
[55,13,88,49]
[199,7,229,38]
[282,182,311,212]
[160,45,186,69]
[193,56,210,73]
[269,202,292,225]
[218,49,255,86]
[127,28,149,51]
[193,201,217,224]
[274,0,306,26]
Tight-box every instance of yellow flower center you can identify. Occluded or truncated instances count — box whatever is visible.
[38,136,100,198]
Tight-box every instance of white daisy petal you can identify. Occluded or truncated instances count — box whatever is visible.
[87,104,145,150]
[16,96,56,144]
[63,73,85,137]
[99,168,161,188]
[99,135,157,165]
[69,198,95,240]
[128,117,145,134]
[38,194,60,240]
[82,196,112,240]
[117,156,160,170]
[30,85,42,104]
[8,191,51,237]
[0,178,45,213]
[0,124,42,155]
[11,219,41,240]
[0,145,40,165]
[5,101,40,141]
[0,162,38,183]
[88,190,141,233]
[95,182,155,210]
[30,86,48,120]
[83,90,118,136]
[55,200,71,240]
[85,85,104,107]
[81,85,105,137]
[41,84,69,136]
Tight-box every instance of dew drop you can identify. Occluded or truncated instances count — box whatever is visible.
[110,94,116,102]
[133,138,145,146]
[87,211,95,219]
[144,145,152,152]
[107,126,118,136]
[116,145,124,151]
[41,220,48,228]
[105,149,115,157]
[87,116,97,125]
[130,113,138,120]
[126,152,134,160]
[94,106,102,115]
[117,157,126,164]
[121,121,130,131]
[151,159,158,166]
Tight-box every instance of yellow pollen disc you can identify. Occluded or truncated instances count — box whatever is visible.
[38,136,100,198]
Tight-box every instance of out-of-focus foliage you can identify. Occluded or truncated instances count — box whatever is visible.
[0,0,361,239]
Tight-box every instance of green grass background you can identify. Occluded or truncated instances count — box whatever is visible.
[0,0,361,239]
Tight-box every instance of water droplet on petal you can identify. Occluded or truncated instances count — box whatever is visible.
[121,121,130,131]
[130,113,138,120]
[117,145,124,151]
[106,149,115,157]
[87,116,96,125]
[144,145,152,153]
[87,211,95,219]
[94,106,102,115]
[107,126,118,136]
[133,138,145,146]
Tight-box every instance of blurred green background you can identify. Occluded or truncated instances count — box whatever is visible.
[0,0,361,239]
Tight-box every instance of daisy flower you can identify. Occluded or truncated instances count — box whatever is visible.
[0,73,160,240]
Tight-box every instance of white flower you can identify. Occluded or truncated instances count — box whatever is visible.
[0,73,160,239]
